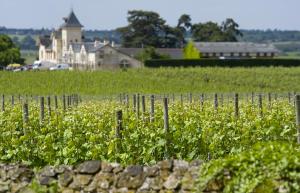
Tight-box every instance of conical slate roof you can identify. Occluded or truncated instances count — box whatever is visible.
[61,10,83,28]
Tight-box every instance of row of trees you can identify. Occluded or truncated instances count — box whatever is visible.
[117,10,242,48]
[12,35,37,50]
[0,35,24,67]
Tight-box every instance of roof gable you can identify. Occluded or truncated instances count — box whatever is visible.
[61,10,83,28]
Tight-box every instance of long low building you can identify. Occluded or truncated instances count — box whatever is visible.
[194,42,280,59]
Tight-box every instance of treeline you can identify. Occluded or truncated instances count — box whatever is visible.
[2,11,300,51]
[0,27,120,50]
[3,27,300,44]
[240,30,300,43]
[117,11,242,48]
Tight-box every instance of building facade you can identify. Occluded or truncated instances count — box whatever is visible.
[38,11,142,69]
[194,42,280,59]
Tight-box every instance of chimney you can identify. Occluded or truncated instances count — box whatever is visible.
[103,39,109,45]
[94,40,100,47]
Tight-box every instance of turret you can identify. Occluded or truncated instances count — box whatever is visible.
[61,10,83,52]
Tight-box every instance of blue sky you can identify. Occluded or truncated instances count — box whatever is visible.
[0,0,299,30]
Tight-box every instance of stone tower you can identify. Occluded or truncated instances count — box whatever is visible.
[61,10,83,54]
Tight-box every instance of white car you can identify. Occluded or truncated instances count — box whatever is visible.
[32,61,55,71]
[49,64,71,71]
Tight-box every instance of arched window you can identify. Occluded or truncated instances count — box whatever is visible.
[120,59,130,68]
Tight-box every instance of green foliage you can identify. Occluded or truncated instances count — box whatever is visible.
[2,67,300,94]
[136,47,170,62]
[192,18,242,42]
[117,10,186,48]
[197,142,300,193]
[240,30,300,43]
[183,41,201,59]
[0,99,296,167]
[145,58,300,68]
[27,179,58,193]
[0,34,24,67]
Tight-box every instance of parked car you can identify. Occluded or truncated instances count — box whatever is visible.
[13,66,28,72]
[49,64,71,71]
[6,64,21,71]
[32,61,55,71]
[25,64,33,70]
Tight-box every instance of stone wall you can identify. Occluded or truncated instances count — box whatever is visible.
[0,160,202,193]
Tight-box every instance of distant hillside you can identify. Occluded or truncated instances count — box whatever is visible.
[240,29,300,43]
[0,27,121,50]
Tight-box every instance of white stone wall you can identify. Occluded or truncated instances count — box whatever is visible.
[62,27,82,54]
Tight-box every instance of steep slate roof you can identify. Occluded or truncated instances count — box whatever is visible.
[51,29,62,39]
[61,10,83,28]
[70,42,105,53]
[39,36,51,48]
[117,48,183,59]
[194,42,280,53]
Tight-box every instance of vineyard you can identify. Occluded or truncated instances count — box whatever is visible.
[1,68,300,95]
[0,93,299,192]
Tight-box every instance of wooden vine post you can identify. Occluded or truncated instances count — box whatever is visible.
[23,103,29,124]
[200,93,204,111]
[268,93,272,109]
[125,95,129,113]
[150,95,155,123]
[54,96,58,110]
[214,93,218,111]
[11,95,14,107]
[115,110,123,154]
[1,94,4,112]
[295,95,300,144]
[234,93,239,118]
[133,94,137,113]
[180,94,183,107]
[251,92,254,106]
[63,95,66,112]
[40,96,45,123]
[47,96,51,117]
[189,93,192,104]
[116,110,123,139]
[141,95,146,114]
[136,94,140,118]
[258,94,263,117]
[220,94,224,107]
[163,97,170,159]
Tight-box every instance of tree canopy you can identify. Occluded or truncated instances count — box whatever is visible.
[117,10,186,48]
[117,10,242,48]
[191,18,242,42]
[184,41,201,59]
[0,34,23,67]
[136,47,170,62]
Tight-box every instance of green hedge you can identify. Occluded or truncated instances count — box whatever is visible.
[145,59,300,67]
